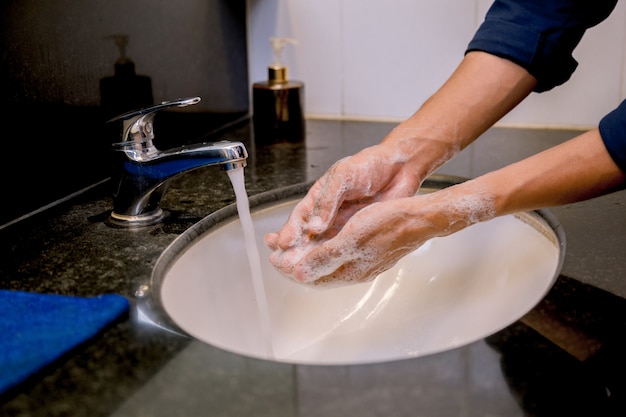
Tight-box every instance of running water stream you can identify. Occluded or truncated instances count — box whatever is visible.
[227,168,275,359]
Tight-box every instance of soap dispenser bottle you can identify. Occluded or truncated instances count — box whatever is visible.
[252,37,305,145]
[100,34,153,120]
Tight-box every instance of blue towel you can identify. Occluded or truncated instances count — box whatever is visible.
[0,290,129,395]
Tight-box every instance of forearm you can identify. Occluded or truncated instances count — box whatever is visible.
[408,128,625,240]
[382,51,538,180]
[483,128,625,215]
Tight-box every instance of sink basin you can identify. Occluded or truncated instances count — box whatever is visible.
[139,175,565,366]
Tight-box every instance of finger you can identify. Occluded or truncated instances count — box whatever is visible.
[273,195,317,249]
[275,217,307,249]
[291,241,346,283]
[269,249,295,276]
[264,232,278,250]
[306,160,353,235]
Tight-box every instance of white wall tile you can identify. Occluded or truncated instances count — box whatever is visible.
[288,1,343,115]
[341,0,476,120]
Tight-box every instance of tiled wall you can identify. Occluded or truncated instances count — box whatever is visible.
[248,0,626,129]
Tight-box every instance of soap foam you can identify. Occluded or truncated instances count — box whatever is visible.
[271,183,498,288]
[280,202,435,288]
[438,185,497,232]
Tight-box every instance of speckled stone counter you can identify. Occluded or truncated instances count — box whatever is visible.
[1,119,626,416]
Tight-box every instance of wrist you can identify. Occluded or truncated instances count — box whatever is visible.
[412,180,498,238]
[382,124,462,181]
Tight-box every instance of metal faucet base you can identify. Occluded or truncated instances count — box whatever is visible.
[109,209,165,228]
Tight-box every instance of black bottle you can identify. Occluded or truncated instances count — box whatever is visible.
[252,37,305,145]
[100,35,153,120]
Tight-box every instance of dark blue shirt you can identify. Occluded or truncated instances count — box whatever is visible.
[466,0,626,173]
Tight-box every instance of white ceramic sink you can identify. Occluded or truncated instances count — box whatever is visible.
[142,176,565,366]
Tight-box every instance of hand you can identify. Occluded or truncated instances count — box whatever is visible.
[266,177,500,286]
[265,51,543,286]
[265,141,424,278]
[267,196,432,286]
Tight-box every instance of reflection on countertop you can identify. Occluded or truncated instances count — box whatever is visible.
[1,119,625,416]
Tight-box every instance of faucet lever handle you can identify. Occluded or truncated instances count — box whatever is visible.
[109,97,201,148]
[108,97,201,124]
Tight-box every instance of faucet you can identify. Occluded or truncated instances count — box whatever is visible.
[107,97,248,227]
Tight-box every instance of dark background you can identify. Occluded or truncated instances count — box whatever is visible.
[0,0,249,226]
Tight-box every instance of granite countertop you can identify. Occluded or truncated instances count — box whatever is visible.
[1,119,626,416]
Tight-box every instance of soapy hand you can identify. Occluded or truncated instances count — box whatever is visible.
[266,196,433,286]
[266,167,498,286]
[265,141,426,285]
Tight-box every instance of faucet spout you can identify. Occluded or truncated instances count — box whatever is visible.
[107,97,248,227]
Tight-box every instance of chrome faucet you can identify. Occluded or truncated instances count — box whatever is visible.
[108,97,248,227]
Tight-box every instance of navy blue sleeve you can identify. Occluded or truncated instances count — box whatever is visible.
[466,0,617,93]
[599,101,626,173]
[468,0,626,174]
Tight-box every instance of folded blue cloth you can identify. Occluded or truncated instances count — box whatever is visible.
[0,290,129,394]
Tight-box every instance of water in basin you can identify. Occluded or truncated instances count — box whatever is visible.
[150,178,565,366]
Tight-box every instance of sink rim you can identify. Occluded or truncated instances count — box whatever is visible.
[135,174,567,357]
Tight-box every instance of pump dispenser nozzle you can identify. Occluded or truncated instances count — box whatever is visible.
[270,37,297,65]
[269,37,297,84]
[106,34,130,65]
